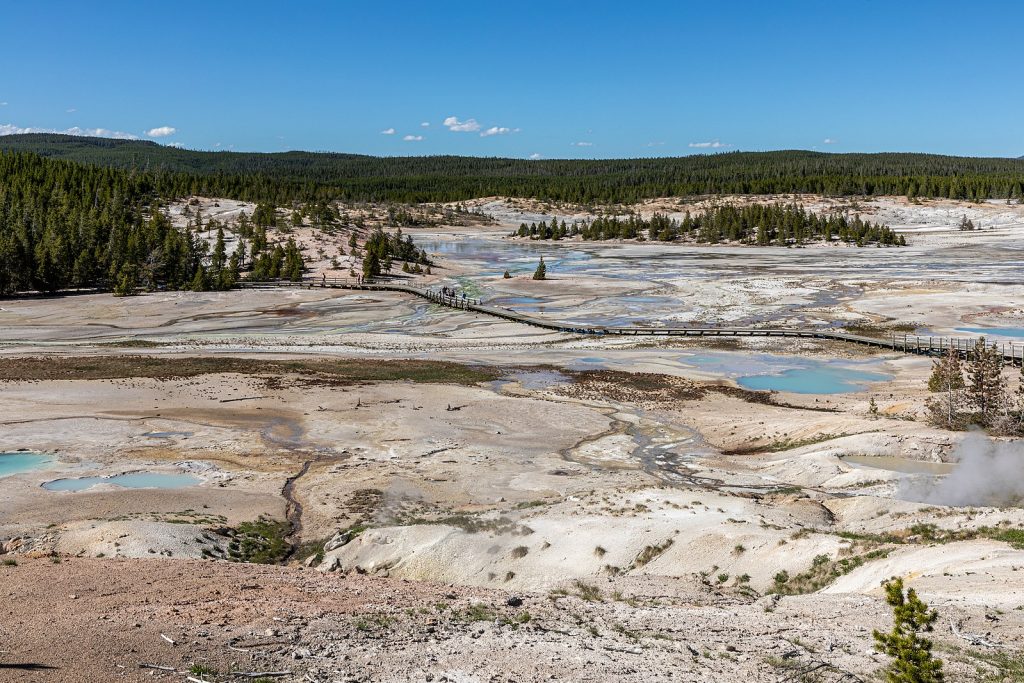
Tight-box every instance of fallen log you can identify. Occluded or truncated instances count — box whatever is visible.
[234,673,292,679]
[950,618,1001,648]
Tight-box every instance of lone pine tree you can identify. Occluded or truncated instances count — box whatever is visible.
[532,257,546,280]
[873,577,943,683]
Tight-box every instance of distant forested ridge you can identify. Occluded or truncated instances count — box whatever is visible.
[2,134,1024,204]
[1,134,1021,294]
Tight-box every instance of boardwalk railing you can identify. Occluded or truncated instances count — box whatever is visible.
[236,277,1024,366]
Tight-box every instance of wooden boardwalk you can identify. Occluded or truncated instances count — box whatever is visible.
[238,278,1024,366]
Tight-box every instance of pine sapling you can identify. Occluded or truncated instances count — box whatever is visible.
[873,577,943,683]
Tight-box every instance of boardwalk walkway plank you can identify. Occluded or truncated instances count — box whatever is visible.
[237,278,1024,366]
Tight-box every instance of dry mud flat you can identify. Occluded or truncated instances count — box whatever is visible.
[450,195,1024,335]
[1,557,1019,683]
[1,353,1024,681]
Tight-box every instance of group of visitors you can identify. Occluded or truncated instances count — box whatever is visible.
[440,286,466,301]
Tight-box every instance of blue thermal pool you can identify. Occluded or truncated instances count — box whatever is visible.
[737,366,892,394]
[42,472,201,492]
[956,327,1024,339]
[681,352,891,394]
[0,452,52,477]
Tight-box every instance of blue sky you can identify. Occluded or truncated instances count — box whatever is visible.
[2,1,1022,158]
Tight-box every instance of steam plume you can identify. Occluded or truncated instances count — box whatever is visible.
[901,432,1024,507]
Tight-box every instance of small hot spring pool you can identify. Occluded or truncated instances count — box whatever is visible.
[0,452,52,477]
[42,472,200,492]
[842,455,954,475]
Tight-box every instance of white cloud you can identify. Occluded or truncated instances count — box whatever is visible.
[403,134,424,141]
[380,127,396,135]
[0,123,138,139]
[529,153,542,160]
[420,121,430,127]
[443,116,481,133]
[823,137,837,144]
[146,126,176,138]
[480,126,519,137]
[66,108,76,113]
[0,102,7,107]
[646,141,665,147]
[571,141,594,147]
[166,142,184,148]
[688,140,730,149]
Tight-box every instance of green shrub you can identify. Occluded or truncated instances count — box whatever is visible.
[873,577,943,682]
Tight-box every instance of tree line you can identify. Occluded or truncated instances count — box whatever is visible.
[358,227,431,279]
[0,151,304,296]
[4,134,1024,204]
[516,204,905,246]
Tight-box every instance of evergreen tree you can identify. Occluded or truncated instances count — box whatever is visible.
[253,203,276,228]
[966,337,1006,426]
[532,257,546,280]
[927,349,966,429]
[362,250,381,279]
[113,265,138,297]
[189,265,210,291]
[233,237,247,270]
[1015,362,1024,435]
[283,238,304,281]
[217,255,234,290]
[212,226,227,275]
[873,577,943,683]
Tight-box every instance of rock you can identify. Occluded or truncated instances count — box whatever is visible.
[506,596,523,607]
[325,531,352,552]
[755,594,780,612]
[1,537,24,554]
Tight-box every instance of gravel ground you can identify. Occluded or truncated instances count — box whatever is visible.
[2,557,1018,683]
